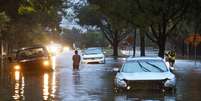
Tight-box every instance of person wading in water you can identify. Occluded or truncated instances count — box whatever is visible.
[72,50,81,70]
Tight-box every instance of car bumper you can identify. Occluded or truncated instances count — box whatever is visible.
[16,60,52,71]
[82,58,105,64]
[115,79,176,90]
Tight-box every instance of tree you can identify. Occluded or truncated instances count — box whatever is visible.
[0,0,67,50]
[75,1,131,57]
[74,0,193,58]
[98,0,190,58]
[0,12,9,31]
[133,0,190,57]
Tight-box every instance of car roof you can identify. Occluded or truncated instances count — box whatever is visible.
[126,56,163,61]
[18,45,46,51]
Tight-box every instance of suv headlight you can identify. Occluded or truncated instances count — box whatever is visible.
[164,78,176,87]
[116,78,127,88]
[96,57,103,59]
[14,65,21,70]
[43,60,50,66]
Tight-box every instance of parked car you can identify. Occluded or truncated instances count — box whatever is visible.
[13,45,53,71]
[114,57,176,92]
[82,47,105,64]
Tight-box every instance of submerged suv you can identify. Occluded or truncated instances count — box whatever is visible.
[13,46,53,71]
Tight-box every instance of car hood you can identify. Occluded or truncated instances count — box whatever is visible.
[83,54,104,58]
[19,57,49,62]
[118,72,175,81]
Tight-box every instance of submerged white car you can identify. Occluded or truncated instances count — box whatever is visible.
[82,48,105,64]
[114,57,176,92]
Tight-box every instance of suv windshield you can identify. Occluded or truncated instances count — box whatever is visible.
[122,60,168,73]
[84,49,102,55]
[17,47,48,60]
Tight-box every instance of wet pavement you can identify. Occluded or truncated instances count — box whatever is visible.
[0,51,201,101]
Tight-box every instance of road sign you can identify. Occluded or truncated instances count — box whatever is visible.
[127,35,134,44]
[185,34,201,47]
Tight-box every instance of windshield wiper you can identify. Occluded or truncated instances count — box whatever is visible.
[137,61,151,72]
[145,62,165,72]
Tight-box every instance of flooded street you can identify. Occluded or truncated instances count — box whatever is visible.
[0,51,201,101]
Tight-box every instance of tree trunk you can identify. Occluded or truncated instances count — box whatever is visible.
[182,40,185,56]
[158,38,166,58]
[113,41,118,57]
[133,29,137,57]
[140,30,145,56]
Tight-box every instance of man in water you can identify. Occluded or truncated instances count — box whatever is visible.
[72,50,81,70]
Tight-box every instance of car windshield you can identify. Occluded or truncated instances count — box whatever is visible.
[122,60,168,73]
[17,48,47,59]
[84,49,102,55]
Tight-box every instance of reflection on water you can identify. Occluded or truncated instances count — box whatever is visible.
[43,73,49,100]
[115,91,176,101]
[12,70,57,101]
[15,71,20,81]
[43,71,57,101]
[52,56,56,70]
[51,71,56,98]
[10,55,58,101]
[12,71,25,100]
[72,70,80,85]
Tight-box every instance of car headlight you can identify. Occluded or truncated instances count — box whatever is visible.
[96,57,103,59]
[116,78,127,88]
[14,65,20,70]
[164,78,176,87]
[43,60,50,66]
[63,46,70,52]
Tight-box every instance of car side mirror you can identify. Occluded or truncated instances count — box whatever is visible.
[103,51,106,54]
[113,68,120,72]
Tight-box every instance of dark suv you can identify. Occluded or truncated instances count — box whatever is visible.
[13,46,53,71]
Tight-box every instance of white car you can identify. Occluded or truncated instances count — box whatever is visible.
[114,57,176,92]
[82,48,105,64]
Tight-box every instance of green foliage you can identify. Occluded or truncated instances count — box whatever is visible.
[83,31,107,47]
[62,28,107,48]
[18,6,35,15]
[0,12,9,23]
[0,12,9,31]
[75,0,192,57]
[75,0,133,56]
[0,0,67,49]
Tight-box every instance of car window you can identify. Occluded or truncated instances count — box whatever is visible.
[84,49,102,55]
[122,60,168,73]
[17,48,47,59]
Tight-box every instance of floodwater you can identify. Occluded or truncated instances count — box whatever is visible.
[0,51,201,101]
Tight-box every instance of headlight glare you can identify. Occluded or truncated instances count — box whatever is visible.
[14,65,20,70]
[43,60,50,66]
